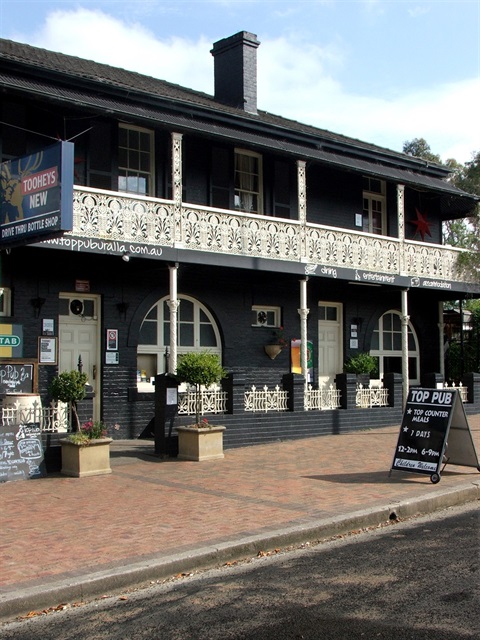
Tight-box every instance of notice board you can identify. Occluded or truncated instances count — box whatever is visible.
[0,423,46,482]
[390,388,480,483]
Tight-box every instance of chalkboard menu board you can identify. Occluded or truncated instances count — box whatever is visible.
[0,423,46,482]
[391,387,479,483]
[0,362,35,395]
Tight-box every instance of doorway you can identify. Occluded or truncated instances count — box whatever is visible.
[318,302,343,386]
[58,294,101,420]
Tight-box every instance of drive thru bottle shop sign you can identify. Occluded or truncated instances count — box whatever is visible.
[0,140,74,247]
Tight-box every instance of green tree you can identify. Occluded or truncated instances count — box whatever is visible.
[450,152,480,278]
[402,138,442,164]
[404,139,480,278]
[49,370,88,431]
[175,352,227,426]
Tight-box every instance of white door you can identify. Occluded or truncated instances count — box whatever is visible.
[318,302,343,386]
[58,294,101,420]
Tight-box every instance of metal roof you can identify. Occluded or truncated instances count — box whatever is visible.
[0,37,478,215]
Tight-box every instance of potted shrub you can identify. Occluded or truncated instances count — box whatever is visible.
[59,419,112,477]
[49,370,88,432]
[343,352,378,386]
[174,351,228,461]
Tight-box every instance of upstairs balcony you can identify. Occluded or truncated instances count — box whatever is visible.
[58,186,473,288]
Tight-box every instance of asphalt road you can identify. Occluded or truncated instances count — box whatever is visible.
[2,502,479,639]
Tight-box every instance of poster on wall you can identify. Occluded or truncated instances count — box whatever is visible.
[290,339,314,382]
[0,140,74,247]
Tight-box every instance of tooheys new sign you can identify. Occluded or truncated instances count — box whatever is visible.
[0,141,74,247]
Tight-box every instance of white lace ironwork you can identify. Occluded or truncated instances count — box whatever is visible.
[63,187,468,284]
[1,400,71,432]
[244,385,289,413]
[177,387,228,416]
[443,381,468,402]
[356,383,389,408]
[304,384,341,410]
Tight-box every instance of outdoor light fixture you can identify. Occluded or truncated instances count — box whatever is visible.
[30,296,46,318]
[122,252,130,262]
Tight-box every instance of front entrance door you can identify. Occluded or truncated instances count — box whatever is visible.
[58,294,100,421]
[318,302,343,386]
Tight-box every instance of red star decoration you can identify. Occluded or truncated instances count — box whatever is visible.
[410,208,432,241]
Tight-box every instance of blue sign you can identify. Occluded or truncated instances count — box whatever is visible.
[0,141,74,246]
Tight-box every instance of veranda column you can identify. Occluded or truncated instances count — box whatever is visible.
[397,184,405,275]
[168,263,179,374]
[438,301,445,377]
[297,160,307,256]
[298,278,310,383]
[401,289,410,407]
[171,132,183,243]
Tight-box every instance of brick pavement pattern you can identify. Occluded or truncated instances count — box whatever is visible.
[1,419,479,616]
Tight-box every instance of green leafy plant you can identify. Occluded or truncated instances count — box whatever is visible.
[343,352,378,376]
[175,351,227,426]
[66,420,108,446]
[272,326,288,348]
[49,370,88,431]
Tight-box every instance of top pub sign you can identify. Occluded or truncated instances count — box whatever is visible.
[0,141,74,247]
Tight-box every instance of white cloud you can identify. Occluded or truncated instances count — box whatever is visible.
[17,7,480,163]
[25,8,214,91]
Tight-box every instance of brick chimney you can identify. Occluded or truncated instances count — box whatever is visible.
[210,31,260,115]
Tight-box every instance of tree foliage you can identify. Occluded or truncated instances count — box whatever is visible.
[404,139,480,280]
[49,370,88,431]
[175,352,227,425]
[402,137,442,164]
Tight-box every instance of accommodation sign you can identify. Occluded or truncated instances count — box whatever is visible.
[0,140,74,247]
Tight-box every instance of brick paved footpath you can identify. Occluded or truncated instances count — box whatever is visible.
[1,418,479,597]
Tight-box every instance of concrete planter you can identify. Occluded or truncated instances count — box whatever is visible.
[60,438,112,477]
[176,425,225,461]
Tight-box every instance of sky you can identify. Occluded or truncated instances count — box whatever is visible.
[0,0,479,164]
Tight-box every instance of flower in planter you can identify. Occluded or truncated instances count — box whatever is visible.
[66,420,109,446]
[272,326,289,349]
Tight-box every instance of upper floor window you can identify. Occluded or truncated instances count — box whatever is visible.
[118,124,154,196]
[0,287,11,316]
[234,149,263,214]
[362,177,386,235]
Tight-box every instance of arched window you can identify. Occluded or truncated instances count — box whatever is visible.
[137,295,222,388]
[370,310,420,384]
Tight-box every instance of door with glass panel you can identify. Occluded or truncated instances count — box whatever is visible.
[318,302,343,386]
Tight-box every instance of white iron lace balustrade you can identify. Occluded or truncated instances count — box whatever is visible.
[356,382,389,408]
[177,385,228,417]
[443,381,468,403]
[1,400,71,432]
[244,385,289,413]
[304,383,342,410]
[66,187,470,284]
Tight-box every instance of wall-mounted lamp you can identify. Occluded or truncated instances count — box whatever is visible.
[116,302,129,319]
[31,296,46,318]
[122,252,130,262]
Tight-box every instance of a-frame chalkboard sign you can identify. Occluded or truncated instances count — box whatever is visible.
[390,387,480,484]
